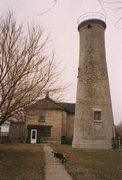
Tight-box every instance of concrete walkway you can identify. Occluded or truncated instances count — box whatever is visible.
[44,145,73,180]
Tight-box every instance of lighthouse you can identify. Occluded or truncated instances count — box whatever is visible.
[72,13,115,148]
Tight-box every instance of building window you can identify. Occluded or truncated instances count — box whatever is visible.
[94,111,101,120]
[39,116,45,122]
[88,24,92,29]
[40,126,51,137]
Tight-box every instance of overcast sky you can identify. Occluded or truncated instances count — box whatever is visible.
[0,0,122,125]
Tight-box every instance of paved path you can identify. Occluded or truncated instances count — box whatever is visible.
[44,145,73,180]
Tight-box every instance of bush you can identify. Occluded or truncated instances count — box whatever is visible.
[0,136,9,143]
[112,137,122,149]
[112,137,117,149]
[61,136,73,145]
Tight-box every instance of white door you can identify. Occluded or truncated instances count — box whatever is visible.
[31,129,37,144]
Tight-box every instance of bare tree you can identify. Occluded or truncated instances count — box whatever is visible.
[98,1,122,14]
[0,11,63,125]
[97,0,122,28]
[115,121,122,138]
[34,0,58,15]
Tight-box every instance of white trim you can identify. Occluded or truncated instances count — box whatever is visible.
[93,108,102,111]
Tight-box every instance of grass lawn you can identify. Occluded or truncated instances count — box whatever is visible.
[52,144,122,180]
[0,143,45,180]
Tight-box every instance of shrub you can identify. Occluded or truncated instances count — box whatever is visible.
[61,136,73,145]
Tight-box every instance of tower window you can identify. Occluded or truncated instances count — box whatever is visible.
[88,24,92,29]
[94,111,101,120]
[39,116,45,122]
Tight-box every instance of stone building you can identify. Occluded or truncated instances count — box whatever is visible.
[72,13,115,149]
[22,96,75,144]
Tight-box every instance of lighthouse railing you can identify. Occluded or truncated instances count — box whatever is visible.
[77,12,106,25]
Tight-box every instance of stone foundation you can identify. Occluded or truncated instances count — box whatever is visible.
[72,140,112,149]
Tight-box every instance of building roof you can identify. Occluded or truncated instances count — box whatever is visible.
[26,97,75,114]
[59,102,75,114]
